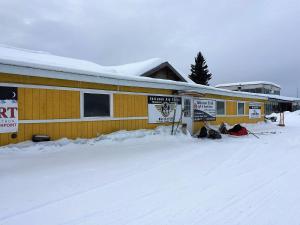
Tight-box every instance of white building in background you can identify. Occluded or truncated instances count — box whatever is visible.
[216,81,300,114]
[215,81,281,95]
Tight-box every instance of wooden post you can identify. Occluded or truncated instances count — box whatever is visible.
[278,112,285,127]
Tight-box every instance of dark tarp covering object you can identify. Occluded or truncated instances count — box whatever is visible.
[228,124,248,136]
[207,129,222,139]
[198,126,208,138]
[219,122,228,134]
[198,125,222,139]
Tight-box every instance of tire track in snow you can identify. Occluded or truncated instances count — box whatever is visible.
[0,143,207,223]
[190,171,288,225]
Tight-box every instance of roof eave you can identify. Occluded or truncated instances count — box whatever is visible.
[0,62,267,100]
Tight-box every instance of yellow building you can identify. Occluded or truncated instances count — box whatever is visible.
[0,46,267,146]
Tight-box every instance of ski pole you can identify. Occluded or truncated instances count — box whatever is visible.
[174,107,184,135]
[247,129,260,139]
[171,103,177,135]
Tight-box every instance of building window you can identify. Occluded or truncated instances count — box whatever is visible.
[249,88,260,93]
[83,93,110,117]
[217,101,225,115]
[184,98,191,117]
[237,102,245,115]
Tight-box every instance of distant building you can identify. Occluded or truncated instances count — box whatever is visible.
[216,81,300,114]
[215,81,281,95]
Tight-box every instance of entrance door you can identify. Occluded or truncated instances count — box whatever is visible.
[182,97,193,134]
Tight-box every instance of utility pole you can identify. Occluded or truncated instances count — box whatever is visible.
[297,88,299,98]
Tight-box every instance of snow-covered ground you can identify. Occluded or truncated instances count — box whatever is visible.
[1,112,300,225]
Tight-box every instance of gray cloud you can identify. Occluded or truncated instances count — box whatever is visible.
[0,0,299,96]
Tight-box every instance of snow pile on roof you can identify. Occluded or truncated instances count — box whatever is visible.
[216,81,281,88]
[105,58,165,77]
[0,44,117,76]
[0,45,170,78]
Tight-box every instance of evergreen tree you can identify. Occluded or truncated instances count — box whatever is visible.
[189,52,212,85]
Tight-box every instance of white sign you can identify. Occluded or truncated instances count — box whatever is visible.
[148,96,182,124]
[0,87,18,133]
[193,99,216,121]
[249,103,261,119]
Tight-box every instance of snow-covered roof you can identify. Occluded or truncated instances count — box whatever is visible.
[0,45,267,100]
[0,45,166,77]
[215,81,281,89]
[0,45,189,82]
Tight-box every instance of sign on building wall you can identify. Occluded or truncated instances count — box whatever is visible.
[148,96,182,123]
[193,99,216,121]
[0,86,18,133]
[249,103,261,119]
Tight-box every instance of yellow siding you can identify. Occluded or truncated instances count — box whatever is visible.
[114,94,147,117]
[18,88,80,120]
[204,93,266,103]
[0,73,172,95]
[0,119,177,146]
[226,101,237,115]
[118,86,172,95]
[193,121,205,134]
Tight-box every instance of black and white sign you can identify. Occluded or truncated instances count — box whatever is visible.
[249,103,261,119]
[148,96,182,123]
[193,99,216,121]
[0,87,18,133]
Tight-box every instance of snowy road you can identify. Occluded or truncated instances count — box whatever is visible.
[1,112,300,225]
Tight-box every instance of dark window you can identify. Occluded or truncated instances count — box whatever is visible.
[237,102,245,115]
[84,93,110,117]
[217,101,225,115]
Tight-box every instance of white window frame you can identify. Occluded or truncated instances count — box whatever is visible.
[216,100,226,116]
[237,101,246,115]
[80,90,113,120]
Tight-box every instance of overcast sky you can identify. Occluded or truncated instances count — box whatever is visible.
[1,0,299,96]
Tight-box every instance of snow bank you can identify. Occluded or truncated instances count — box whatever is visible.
[2,111,300,154]
[0,126,189,153]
